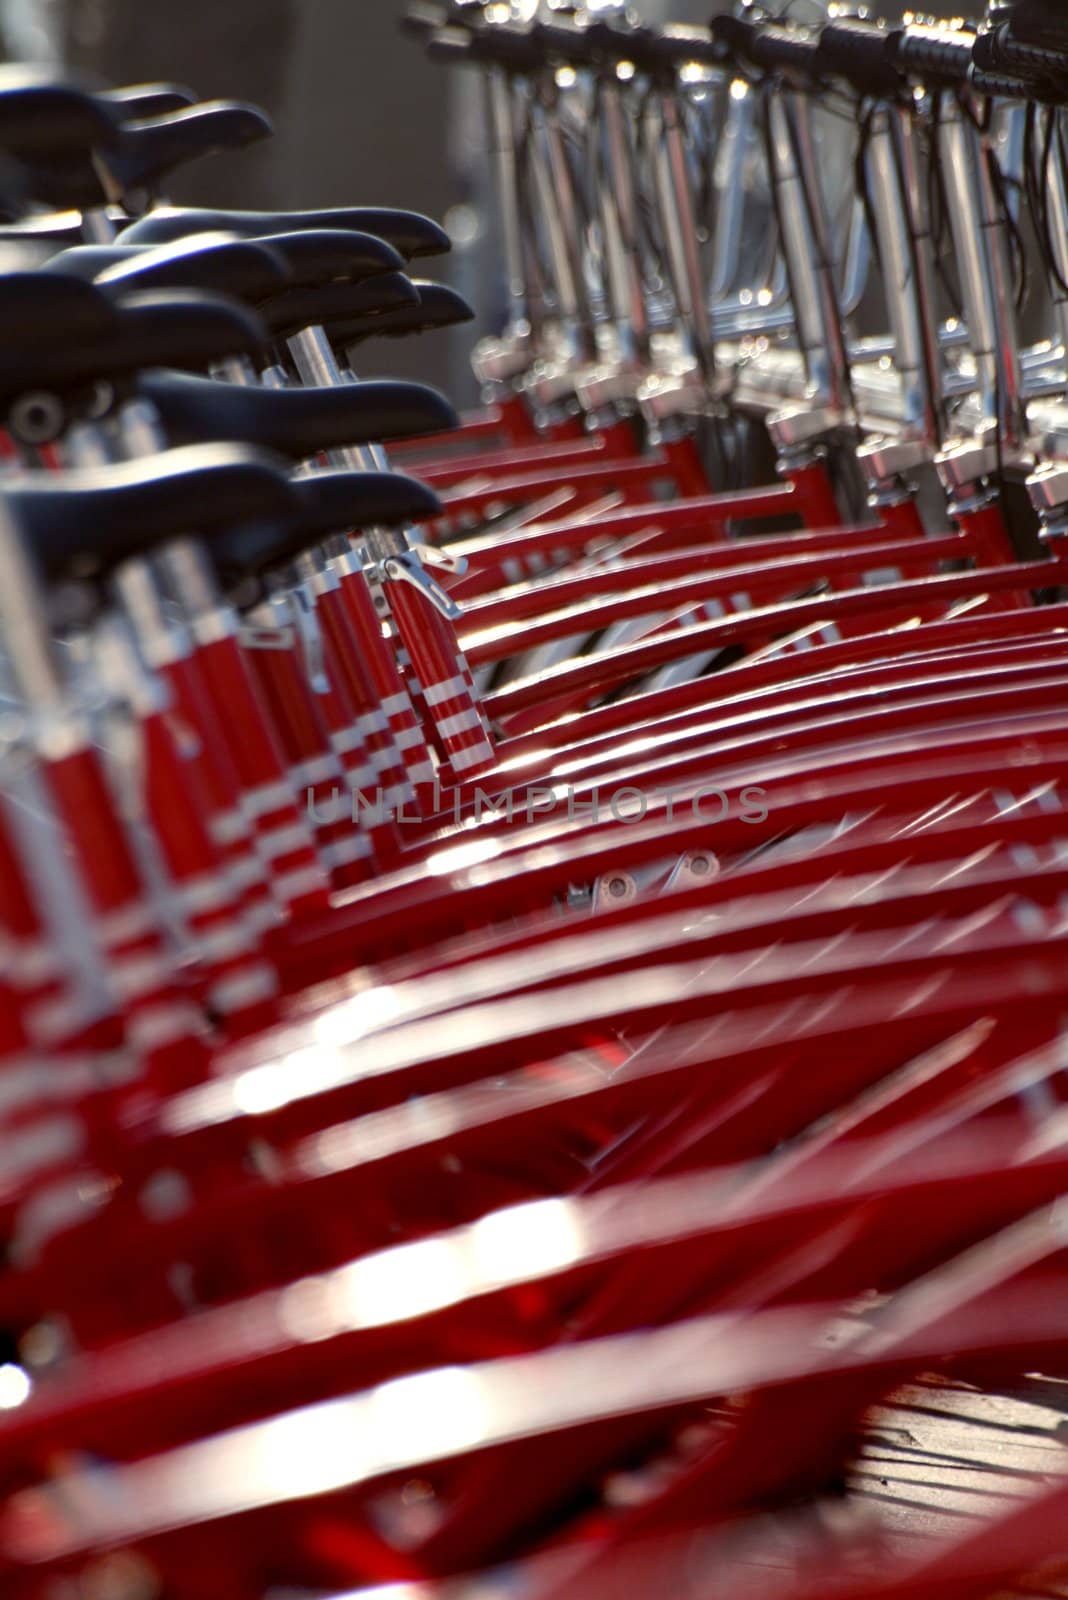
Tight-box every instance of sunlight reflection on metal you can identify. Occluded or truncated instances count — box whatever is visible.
[312,986,405,1047]
[0,1365,31,1410]
[471,1197,585,1282]
[230,1046,332,1115]
[426,837,506,875]
[337,1236,466,1326]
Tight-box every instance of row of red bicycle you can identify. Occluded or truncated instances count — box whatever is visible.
[0,1,1067,1595]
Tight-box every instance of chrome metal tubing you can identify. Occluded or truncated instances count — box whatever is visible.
[596,79,649,363]
[765,89,852,416]
[528,84,592,355]
[0,501,65,713]
[486,66,532,335]
[653,83,716,382]
[938,94,1026,456]
[709,78,757,302]
[864,104,945,450]
[1039,106,1068,362]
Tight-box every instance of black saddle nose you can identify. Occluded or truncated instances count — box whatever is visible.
[122,206,451,262]
[0,270,119,350]
[45,236,290,306]
[260,263,413,339]
[18,99,274,212]
[339,280,475,348]
[100,83,197,120]
[0,286,269,406]
[102,290,270,378]
[6,443,297,585]
[138,372,459,458]
[211,469,443,586]
[0,67,119,160]
[258,230,409,289]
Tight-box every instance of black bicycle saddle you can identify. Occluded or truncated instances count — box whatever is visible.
[46,234,290,305]
[257,229,409,289]
[262,267,415,339]
[0,270,119,351]
[7,442,297,585]
[0,238,56,272]
[0,68,118,159]
[21,100,273,211]
[211,468,443,585]
[339,280,474,346]
[53,230,411,314]
[0,288,268,405]
[99,83,197,120]
[139,372,458,457]
[122,206,451,260]
[109,290,270,374]
[0,212,90,248]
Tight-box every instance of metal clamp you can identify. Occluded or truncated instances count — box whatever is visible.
[381,551,464,621]
[410,542,468,578]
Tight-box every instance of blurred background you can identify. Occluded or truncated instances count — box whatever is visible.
[0,0,975,406]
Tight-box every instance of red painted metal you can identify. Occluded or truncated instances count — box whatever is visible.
[385,575,497,778]
[414,436,615,487]
[487,559,1068,729]
[139,706,278,1036]
[189,632,332,920]
[331,552,438,802]
[445,485,825,601]
[784,458,840,528]
[461,531,975,667]
[306,575,408,863]
[41,742,208,1091]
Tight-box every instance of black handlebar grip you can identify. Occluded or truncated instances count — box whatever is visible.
[584,19,655,67]
[818,19,902,97]
[708,14,758,60]
[751,24,823,78]
[709,15,821,80]
[973,24,1068,85]
[595,24,678,77]
[994,1,1068,51]
[644,25,726,71]
[971,66,1043,98]
[891,26,976,86]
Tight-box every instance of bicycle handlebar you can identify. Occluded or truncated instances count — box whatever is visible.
[816,19,901,99]
[407,3,1068,102]
[892,25,977,88]
[709,15,823,82]
[636,24,726,73]
[993,1,1068,51]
